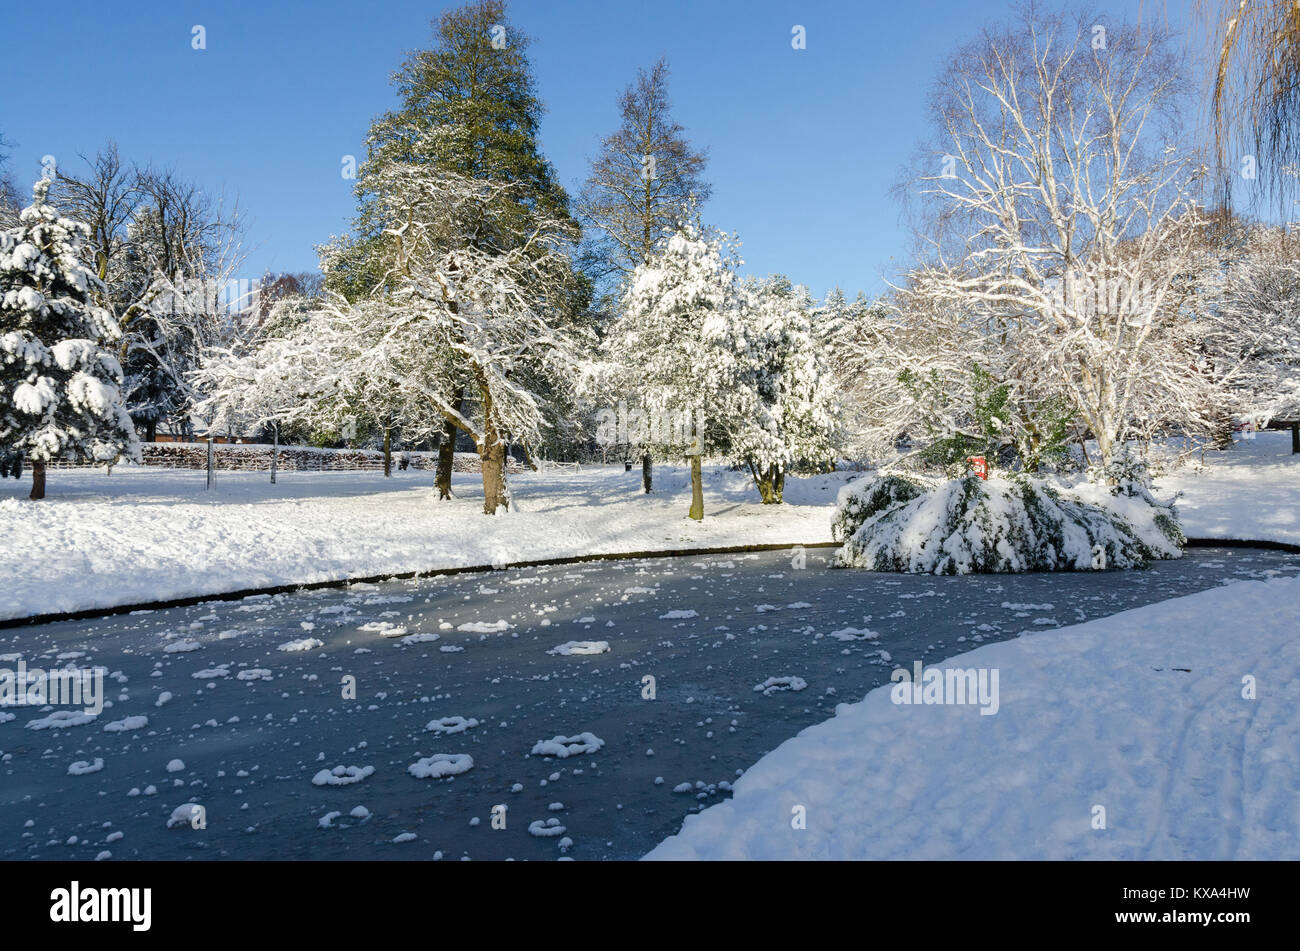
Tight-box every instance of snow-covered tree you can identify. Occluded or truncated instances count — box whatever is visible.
[609,227,836,511]
[279,159,586,512]
[827,279,1079,473]
[371,168,588,512]
[195,292,448,479]
[52,145,244,441]
[721,276,837,500]
[1,180,139,499]
[333,0,587,493]
[1207,226,1300,427]
[905,9,1211,471]
[607,224,738,519]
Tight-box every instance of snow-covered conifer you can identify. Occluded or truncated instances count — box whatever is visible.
[1,180,138,499]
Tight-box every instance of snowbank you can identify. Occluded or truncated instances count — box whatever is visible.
[831,472,1183,573]
[645,572,1300,860]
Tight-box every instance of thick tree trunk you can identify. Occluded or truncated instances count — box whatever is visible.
[270,425,278,485]
[688,454,703,521]
[29,460,46,501]
[383,426,392,478]
[642,451,652,493]
[754,464,785,504]
[480,439,510,515]
[145,419,157,442]
[1292,422,1299,455]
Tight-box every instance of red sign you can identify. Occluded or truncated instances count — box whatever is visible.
[967,456,988,480]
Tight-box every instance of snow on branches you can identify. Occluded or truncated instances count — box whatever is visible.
[200,156,592,513]
[831,471,1184,574]
[1,180,139,497]
[609,225,836,508]
[900,11,1213,470]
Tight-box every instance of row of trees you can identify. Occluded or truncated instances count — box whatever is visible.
[194,0,800,516]
[4,1,1298,511]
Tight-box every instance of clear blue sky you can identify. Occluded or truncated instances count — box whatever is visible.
[1,0,1199,299]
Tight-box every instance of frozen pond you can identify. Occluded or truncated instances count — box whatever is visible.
[2,546,1296,861]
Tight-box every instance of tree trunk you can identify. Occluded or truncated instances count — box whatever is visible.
[688,454,703,521]
[29,460,45,501]
[383,426,392,478]
[270,425,278,485]
[642,451,652,493]
[480,439,510,515]
[1292,422,1299,455]
[435,390,463,500]
[146,419,157,443]
[1211,412,1235,450]
[754,464,785,504]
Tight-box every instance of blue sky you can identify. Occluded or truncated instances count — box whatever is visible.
[1,0,1199,299]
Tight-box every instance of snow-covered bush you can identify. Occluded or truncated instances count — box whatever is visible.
[829,473,926,542]
[831,472,1184,574]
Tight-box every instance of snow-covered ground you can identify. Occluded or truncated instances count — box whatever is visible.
[1156,431,1300,546]
[642,436,1300,860]
[0,464,854,622]
[2,435,1297,861]
[646,569,1300,860]
[3,433,1296,624]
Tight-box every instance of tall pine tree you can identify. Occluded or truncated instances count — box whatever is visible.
[1,180,139,499]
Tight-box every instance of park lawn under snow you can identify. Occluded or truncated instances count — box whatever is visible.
[645,569,1300,860]
[0,463,854,622]
[0,432,1297,622]
[1155,431,1300,546]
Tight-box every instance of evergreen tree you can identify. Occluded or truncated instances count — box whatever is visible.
[0,180,139,499]
[330,0,576,299]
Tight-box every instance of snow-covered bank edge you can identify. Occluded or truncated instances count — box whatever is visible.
[0,465,854,623]
[2,434,1295,624]
[0,540,841,629]
[644,571,1300,860]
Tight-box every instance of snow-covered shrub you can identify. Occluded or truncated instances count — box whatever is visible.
[829,474,925,541]
[1088,448,1153,495]
[831,472,1184,574]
